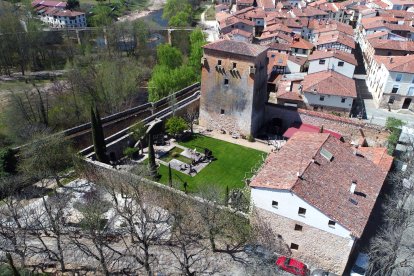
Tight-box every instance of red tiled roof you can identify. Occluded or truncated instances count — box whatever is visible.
[357,147,393,173]
[308,50,358,66]
[250,132,389,237]
[369,38,414,52]
[288,55,307,66]
[302,70,357,98]
[316,33,355,49]
[291,38,314,50]
[374,55,414,74]
[283,123,342,139]
[203,40,268,57]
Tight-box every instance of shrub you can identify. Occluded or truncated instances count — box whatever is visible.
[123,147,139,159]
[0,148,17,177]
[165,116,187,137]
[247,135,255,142]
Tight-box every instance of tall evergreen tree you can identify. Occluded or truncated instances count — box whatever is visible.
[91,107,108,163]
[147,132,157,179]
[168,163,172,187]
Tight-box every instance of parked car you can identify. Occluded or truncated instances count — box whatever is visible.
[311,269,339,276]
[276,256,309,276]
[350,253,369,276]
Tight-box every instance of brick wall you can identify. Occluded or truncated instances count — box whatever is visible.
[255,208,353,274]
[265,104,389,146]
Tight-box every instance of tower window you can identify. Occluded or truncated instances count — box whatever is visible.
[294,224,303,231]
[290,243,299,250]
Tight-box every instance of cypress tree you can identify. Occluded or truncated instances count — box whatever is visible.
[168,163,172,187]
[91,107,108,163]
[224,185,229,206]
[147,132,157,178]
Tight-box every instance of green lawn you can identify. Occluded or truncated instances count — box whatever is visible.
[156,135,266,194]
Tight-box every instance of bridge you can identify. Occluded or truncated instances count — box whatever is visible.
[55,83,201,154]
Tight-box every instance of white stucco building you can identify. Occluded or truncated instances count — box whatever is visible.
[301,70,357,112]
[366,55,414,110]
[250,132,391,274]
[308,50,357,78]
[39,9,86,28]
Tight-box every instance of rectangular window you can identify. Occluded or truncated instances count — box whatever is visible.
[396,74,403,82]
[341,98,346,103]
[319,59,326,65]
[224,78,229,85]
[328,220,336,227]
[220,109,225,114]
[290,243,299,250]
[295,48,298,53]
[298,207,306,216]
[232,62,237,69]
[388,96,395,104]
[412,76,414,83]
[271,200,278,208]
[217,60,222,66]
[294,224,303,231]
[338,61,344,67]
[408,87,414,96]
[320,96,325,101]
[392,85,399,93]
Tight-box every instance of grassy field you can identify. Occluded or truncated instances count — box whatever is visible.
[156,135,266,194]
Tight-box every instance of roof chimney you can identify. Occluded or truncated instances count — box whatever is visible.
[390,57,394,63]
[350,181,357,194]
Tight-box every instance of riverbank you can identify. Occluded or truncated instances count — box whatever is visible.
[117,0,167,22]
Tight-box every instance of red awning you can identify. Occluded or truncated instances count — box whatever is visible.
[283,123,342,140]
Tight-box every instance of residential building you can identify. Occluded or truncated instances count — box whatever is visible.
[301,70,357,112]
[308,50,357,78]
[199,40,269,136]
[366,55,414,110]
[315,33,355,53]
[383,0,414,10]
[291,37,314,57]
[32,0,86,28]
[250,131,392,274]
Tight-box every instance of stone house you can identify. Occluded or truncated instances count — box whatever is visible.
[199,40,269,136]
[250,131,392,274]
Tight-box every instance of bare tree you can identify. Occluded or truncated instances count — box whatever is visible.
[184,106,199,135]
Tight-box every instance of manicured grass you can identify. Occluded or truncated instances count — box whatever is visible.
[159,147,184,162]
[157,135,266,194]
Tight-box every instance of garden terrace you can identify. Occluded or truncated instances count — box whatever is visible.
[155,135,266,194]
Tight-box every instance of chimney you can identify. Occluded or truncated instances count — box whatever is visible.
[390,57,394,63]
[350,181,357,194]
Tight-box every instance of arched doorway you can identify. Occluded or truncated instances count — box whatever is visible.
[402,98,412,109]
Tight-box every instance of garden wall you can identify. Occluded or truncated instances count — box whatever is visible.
[265,103,389,146]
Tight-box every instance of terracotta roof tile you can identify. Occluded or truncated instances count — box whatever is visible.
[302,70,357,97]
[251,132,389,237]
[374,55,414,74]
[308,50,358,66]
[203,40,268,57]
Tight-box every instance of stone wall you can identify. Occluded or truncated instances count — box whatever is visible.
[265,103,389,146]
[255,208,353,275]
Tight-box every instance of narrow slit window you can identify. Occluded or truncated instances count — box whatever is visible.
[290,243,299,250]
[294,224,303,231]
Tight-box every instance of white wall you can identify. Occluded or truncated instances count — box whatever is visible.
[383,71,414,96]
[308,57,355,78]
[286,60,301,73]
[303,92,354,110]
[251,188,352,239]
